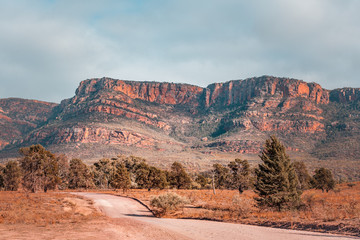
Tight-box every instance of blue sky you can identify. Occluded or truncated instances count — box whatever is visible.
[0,0,359,102]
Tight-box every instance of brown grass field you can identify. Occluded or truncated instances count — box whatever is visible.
[113,182,360,236]
[0,182,359,238]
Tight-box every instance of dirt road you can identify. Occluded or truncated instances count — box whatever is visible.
[74,192,358,240]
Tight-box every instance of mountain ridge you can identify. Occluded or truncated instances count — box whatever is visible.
[1,76,359,180]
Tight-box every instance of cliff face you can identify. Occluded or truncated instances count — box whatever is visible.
[0,98,57,149]
[329,88,360,103]
[75,78,204,105]
[0,76,359,176]
[205,76,329,108]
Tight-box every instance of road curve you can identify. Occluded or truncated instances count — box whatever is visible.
[74,192,358,240]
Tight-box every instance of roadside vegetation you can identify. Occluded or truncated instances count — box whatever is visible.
[0,136,358,236]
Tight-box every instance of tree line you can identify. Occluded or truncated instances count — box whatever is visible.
[0,137,336,210]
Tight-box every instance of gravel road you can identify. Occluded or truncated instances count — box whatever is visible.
[74,192,359,240]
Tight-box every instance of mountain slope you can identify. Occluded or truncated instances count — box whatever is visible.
[0,76,359,179]
[0,98,57,149]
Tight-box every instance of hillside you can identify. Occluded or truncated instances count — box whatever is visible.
[0,98,57,149]
[0,76,359,180]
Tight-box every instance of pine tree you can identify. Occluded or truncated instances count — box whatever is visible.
[254,136,301,210]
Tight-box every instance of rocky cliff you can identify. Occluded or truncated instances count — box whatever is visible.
[0,76,359,179]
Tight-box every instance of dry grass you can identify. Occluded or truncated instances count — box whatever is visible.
[112,182,360,236]
[0,191,103,225]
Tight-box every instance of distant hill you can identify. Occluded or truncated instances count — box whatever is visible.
[1,76,359,180]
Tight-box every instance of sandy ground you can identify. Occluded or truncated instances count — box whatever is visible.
[73,192,359,240]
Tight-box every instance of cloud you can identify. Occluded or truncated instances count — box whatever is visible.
[0,0,359,102]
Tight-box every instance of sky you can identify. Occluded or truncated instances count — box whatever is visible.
[0,0,359,103]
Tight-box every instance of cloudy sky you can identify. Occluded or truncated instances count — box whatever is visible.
[0,0,359,103]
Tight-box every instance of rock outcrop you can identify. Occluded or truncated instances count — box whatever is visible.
[0,76,359,174]
[75,78,204,105]
[205,76,329,108]
[329,88,360,103]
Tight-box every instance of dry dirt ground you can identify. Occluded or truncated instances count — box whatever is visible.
[1,192,359,240]
[73,192,359,240]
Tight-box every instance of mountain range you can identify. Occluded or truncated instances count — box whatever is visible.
[0,76,359,180]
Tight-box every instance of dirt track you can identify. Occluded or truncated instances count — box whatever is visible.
[75,192,359,240]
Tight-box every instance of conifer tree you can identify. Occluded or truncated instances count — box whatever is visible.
[254,136,301,210]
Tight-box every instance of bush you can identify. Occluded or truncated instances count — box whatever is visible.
[150,192,189,216]
[231,195,253,218]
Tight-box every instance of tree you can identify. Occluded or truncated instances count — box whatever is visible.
[169,162,191,189]
[212,163,230,189]
[57,154,69,190]
[93,158,115,189]
[228,159,251,193]
[68,158,94,189]
[293,161,311,190]
[135,162,168,190]
[0,164,4,190]
[148,166,168,190]
[195,174,208,188]
[111,162,131,192]
[3,160,22,191]
[135,161,151,189]
[19,145,60,192]
[311,168,335,192]
[254,136,301,211]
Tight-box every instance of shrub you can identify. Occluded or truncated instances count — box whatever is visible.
[231,195,253,218]
[150,192,189,216]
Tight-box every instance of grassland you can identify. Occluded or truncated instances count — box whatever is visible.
[112,182,360,236]
[0,183,359,238]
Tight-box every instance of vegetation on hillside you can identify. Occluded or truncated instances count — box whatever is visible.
[0,137,357,235]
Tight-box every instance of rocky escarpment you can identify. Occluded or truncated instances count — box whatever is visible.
[75,78,204,105]
[0,76,359,178]
[0,98,57,149]
[204,76,329,108]
[329,88,360,103]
